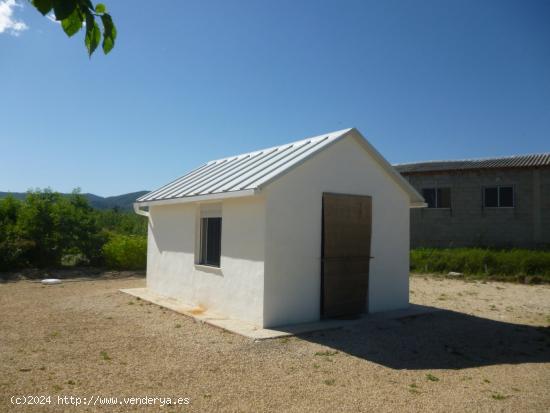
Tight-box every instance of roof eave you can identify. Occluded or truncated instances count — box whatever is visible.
[410,201,428,208]
[134,189,257,208]
[398,164,550,175]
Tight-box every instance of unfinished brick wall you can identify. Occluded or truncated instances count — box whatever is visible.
[402,168,550,248]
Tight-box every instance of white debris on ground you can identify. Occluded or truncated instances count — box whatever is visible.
[41,278,61,285]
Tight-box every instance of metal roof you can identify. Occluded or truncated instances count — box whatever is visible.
[137,129,354,204]
[394,153,550,174]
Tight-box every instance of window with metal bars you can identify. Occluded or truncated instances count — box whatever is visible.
[199,217,222,267]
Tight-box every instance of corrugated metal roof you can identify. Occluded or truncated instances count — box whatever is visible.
[137,129,353,203]
[394,153,550,174]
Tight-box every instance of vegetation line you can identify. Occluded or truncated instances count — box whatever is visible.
[411,248,550,283]
[0,189,146,272]
[3,190,549,284]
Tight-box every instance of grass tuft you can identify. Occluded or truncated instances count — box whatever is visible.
[314,350,338,357]
[426,374,439,382]
[491,393,508,400]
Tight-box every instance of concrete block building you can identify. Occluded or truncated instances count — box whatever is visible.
[395,154,550,248]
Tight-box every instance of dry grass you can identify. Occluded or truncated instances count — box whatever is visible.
[1,273,549,412]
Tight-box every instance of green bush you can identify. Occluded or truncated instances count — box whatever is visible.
[0,189,147,272]
[411,248,550,283]
[102,234,147,270]
[94,209,147,235]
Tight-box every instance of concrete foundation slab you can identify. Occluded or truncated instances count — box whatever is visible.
[120,288,440,340]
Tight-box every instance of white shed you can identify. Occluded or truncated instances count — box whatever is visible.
[134,128,425,328]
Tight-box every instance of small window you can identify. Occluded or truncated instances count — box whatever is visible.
[499,186,514,207]
[437,188,451,208]
[422,187,451,208]
[422,188,436,208]
[200,217,222,267]
[483,186,514,208]
[484,187,498,207]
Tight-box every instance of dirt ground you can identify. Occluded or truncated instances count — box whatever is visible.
[1,273,549,412]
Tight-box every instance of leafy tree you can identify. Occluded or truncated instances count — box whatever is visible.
[12,189,103,267]
[0,195,20,224]
[0,196,32,270]
[16,189,60,266]
[95,208,147,236]
[0,189,146,271]
[50,190,106,265]
[30,0,117,57]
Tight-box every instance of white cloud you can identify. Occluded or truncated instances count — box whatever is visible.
[46,11,85,26]
[46,12,59,24]
[0,0,28,36]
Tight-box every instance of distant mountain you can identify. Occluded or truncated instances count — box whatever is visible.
[0,190,149,211]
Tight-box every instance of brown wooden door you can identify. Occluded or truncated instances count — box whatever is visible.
[322,193,372,318]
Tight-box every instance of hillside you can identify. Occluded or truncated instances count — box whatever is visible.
[0,190,149,211]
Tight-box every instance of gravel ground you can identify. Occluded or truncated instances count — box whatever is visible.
[1,273,549,412]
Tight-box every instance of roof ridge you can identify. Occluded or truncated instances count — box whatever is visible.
[207,128,353,164]
[136,128,354,203]
[136,128,425,206]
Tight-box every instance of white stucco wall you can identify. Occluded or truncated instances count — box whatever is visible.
[262,135,410,327]
[146,196,266,326]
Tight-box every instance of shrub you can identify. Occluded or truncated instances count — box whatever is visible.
[411,248,550,283]
[0,189,147,271]
[102,234,147,270]
[94,209,147,236]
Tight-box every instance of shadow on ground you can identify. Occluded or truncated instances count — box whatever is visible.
[298,309,550,370]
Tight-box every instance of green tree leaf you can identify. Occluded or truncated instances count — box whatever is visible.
[78,0,94,11]
[31,0,117,57]
[101,13,116,54]
[32,0,53,15]
[52,0,77,21]
[61,7,83,37]
[85,15,101,57]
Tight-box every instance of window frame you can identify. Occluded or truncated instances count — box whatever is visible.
[422,187,451,209]
[482,185,515,208]
[199,217,222,267]
[196,205,222,268]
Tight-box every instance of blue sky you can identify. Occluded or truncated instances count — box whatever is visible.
[1,0,549,196]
